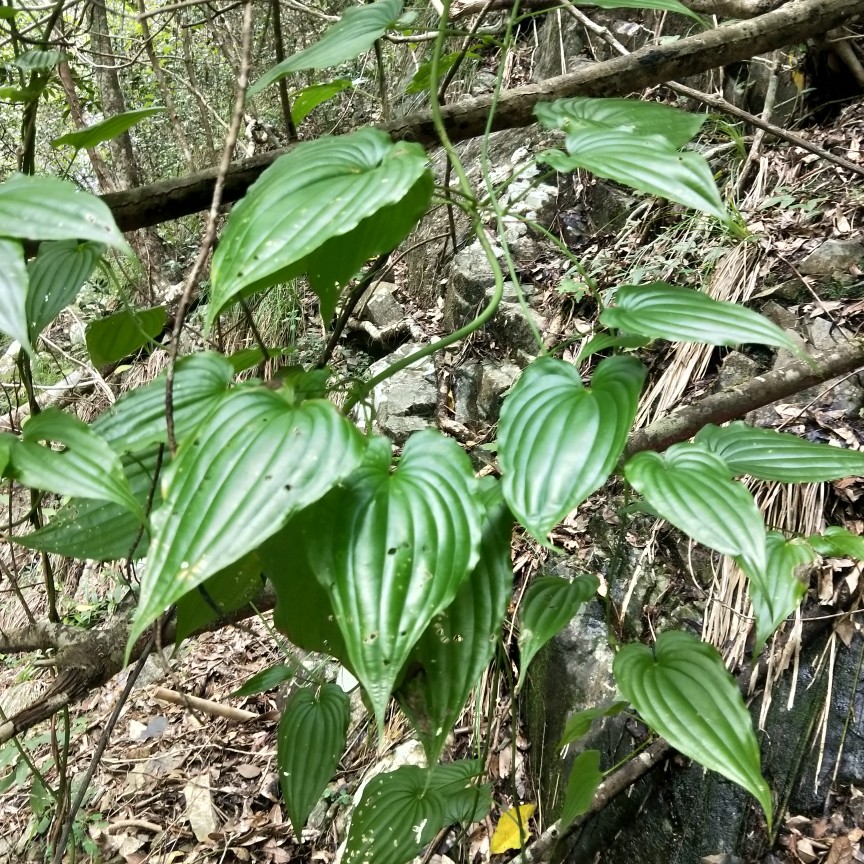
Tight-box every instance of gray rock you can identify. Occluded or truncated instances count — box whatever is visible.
[361,281,405,330]
[715,351,760,391]
[442,241,498,331]
[487,302,546,356]
[359,342,437,445]
[476,361,520,423]
[799,239,864,276]
[453,361,482,426]
[533,13,586,80]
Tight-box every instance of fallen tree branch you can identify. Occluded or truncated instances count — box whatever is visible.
[153,686,258,721]
[101,0,864,233]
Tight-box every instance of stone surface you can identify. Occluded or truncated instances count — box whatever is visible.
[453,361,482,426]
[358,342,437,445]
[441,241,499,331]
[361,281,405,330]
[799,239,864,276]
[476,361,520,423]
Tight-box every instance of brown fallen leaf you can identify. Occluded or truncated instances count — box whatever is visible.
[826,835,854,864]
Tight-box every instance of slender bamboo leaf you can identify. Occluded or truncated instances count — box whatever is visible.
[11,408,143,518]
[516,574,599,693]
[613,630,772,825]
[535,98,726,221]
[249,0,403,96]
[344,762,487,864]
[208,128,432,326]
[396,479,513,762]
[296,430,484,730]
[745,532,814,650]
[130,386,366,647]
[231,664,295,698]
[696,421,864,482]
[290,79,352,125]
[92,352,234,454]
[560,750,602,829]
[625,443,767,574]
[498,355,645,542]
[85,306,166,366]
[558,702,627,749]
[0,174,130,251]
[278,683,350,835]
[601,283,800,353]
[0,239,33,355]
[26,240,104,341]
[13,447,160,560]
[584,0,703,21]
[174,554,264,642]
[52,107,166,149]
[808,526,864,561]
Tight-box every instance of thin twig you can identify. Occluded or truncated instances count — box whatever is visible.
[164,0,255,455]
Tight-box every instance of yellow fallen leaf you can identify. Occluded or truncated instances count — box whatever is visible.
[489,803,536,854]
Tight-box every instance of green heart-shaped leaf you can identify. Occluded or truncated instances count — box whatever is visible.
[601,283,800,353]
[625,443,766,575]
[208,128,432,325]
[396,479,513,762]
[613,630,772,826]
[696,422,864,482]
[498,355,645,542]
[516,574,599,693]
[302,430,484,730]
[130,386,365,647]
[277,683,350,836]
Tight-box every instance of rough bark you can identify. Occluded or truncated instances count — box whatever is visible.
[100,0,864,233]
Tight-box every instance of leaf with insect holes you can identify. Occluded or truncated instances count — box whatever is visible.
[516,574,599,693]
[614,630,772,826]
[601,283,800,354]
[498,355,645,542]
[625,442,767,576]
[396,478,513,763]
[277,683,350,835]
[293,430,484,731]
[696,422,864,482]
[129,386,365,650]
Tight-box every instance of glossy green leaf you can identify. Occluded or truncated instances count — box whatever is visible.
[396,480,513,762]
[290,79,352,126]
[584,0,703,21]
[13,447,160,560]
[558,702,628,749]
[0,239,33,355]
[26,240,104,341]
[11,408,143,518]
[498,355,645,542]
[516,574,599,693]
[260,520,349,662]
[0,174,130,251]
[613,630,772,825]
[601,283,800,353]
[299,430,484,730]
[432,760,492,825]
[12,49,64,71]
[745,532,814,650]
[129,386,365,647]
[695,422,864,482]
[231,664,295,698]
[807,526,864,561]
[208,128,432,326]
[248,0,403,96]
[625,443,766,575]
[52,107,165,149]
[92,352,234,454]
[575,332,650,365]
[277,683,350,835]
[85,305,166,366]
[560,750,602,828]
[174,554,264,642]
[0,436,11,477]
[344,762,488,864]
[535,98,726,221]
